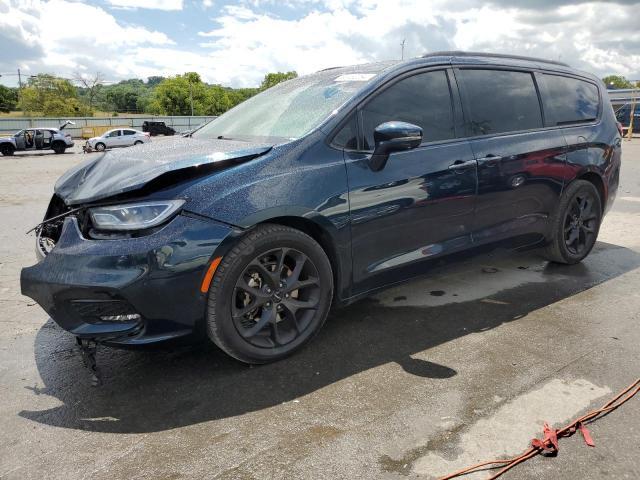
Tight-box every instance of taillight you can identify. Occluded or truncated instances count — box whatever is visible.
[617,122,624,136]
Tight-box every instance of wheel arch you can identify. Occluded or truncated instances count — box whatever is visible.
[256,215,347,304]
[574,170,606,211]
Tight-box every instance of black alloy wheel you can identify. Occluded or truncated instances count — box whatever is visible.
[232,247,321,348]
[563,192,598,256]
[544,179,602,264]
[206,224,333,363]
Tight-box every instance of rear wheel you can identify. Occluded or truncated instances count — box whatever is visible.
[134,140,143,145]
[0,143,14,156]
[206,224,333,364]
[94,142,106,152]
[52,142,66,154]
[544,180,602,264]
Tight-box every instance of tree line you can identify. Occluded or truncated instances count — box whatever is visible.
[0,71,298,117]
[1,72,637,117]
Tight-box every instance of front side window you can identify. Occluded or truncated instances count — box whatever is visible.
[542,74,599,125]
[332,114,358,150]
[361,70,455,149]
[459,69,543,136]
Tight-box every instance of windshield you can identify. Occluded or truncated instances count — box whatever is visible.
[193,72,378,142]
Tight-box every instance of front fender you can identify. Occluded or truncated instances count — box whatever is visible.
[182,131,353,300]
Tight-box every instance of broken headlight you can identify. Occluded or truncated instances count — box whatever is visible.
[89,200,185,231]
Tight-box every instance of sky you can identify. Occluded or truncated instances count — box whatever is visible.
[0,0,638,88]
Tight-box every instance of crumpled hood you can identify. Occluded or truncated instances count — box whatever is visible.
[55,137,272,205]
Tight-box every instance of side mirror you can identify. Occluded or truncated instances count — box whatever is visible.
[369,121,422,171]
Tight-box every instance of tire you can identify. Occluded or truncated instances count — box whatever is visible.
[0,144,15,156]
[207,224,333,364]
[95,142,106,152]
[52,142,66,154]
[134,140,143,145]
[543,179,602,264]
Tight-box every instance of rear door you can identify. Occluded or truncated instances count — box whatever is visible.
[122,129,137,146]
[456,67,567,245]
[344,68,478,294]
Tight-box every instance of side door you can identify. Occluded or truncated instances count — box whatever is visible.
[343,69,478,294]
[455,67,568,245]
[122,129,137,146]
[104,129,122,148]
[14,131,25,150]
[34,129,44,149]
[42,129,53,148]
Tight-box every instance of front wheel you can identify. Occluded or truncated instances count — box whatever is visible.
[543,180,602,264]
[94,142,106,152]
[206,224,333,364]
[0,144,14,156]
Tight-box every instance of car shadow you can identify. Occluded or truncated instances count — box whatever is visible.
[19,241,640,433]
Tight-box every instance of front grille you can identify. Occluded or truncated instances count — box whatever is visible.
[70,300,140,324]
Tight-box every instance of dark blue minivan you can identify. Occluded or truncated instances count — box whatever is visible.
[21,52,622,364]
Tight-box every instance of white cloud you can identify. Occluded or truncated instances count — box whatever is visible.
[0,0,175,81]
[1,0,639,88]
[106,0,184,10]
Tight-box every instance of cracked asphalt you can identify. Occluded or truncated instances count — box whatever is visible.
[0,139,638,479]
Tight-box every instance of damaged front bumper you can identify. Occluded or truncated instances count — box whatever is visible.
[21,213,235,345]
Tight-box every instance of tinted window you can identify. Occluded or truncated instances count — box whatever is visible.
[542,74,599,125]
[459,69,543,135]
[332,114,358,149]
[361,70,454,149]
[123,130,136,135]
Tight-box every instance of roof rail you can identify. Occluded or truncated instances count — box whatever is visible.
[422,51,570,68]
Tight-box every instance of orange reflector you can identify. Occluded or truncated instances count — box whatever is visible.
[200,256,222,293]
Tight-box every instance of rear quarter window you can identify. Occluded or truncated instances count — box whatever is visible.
[541,74,600,125]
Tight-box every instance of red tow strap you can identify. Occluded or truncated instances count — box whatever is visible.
[439,378,640,480]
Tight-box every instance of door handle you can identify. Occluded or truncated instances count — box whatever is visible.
[477,155,503,163]
[448,159,476,171]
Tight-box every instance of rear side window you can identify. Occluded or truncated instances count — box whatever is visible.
[542,74,599,125]
[123,130,136,135]
[459,69,543,135]
[361,70,455,149]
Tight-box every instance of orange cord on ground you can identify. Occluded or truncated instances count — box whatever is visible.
[439,378,640,480]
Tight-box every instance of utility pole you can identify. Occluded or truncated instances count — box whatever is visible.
[400,39,406,61]
[189,80,194,116]
[17,69,24,116]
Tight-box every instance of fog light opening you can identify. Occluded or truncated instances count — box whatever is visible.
[100,313,141,322]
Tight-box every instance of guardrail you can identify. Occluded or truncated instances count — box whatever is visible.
[0,116,217,138]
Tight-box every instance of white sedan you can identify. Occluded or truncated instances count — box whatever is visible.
[86,129,150,151]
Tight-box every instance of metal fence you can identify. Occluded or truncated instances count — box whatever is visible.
[0,116,217,138]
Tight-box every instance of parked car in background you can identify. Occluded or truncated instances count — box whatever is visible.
[85,128,150,151]
[22,52,621,366]
[0,121,75,156]
[142,121,175,136]
[615,103,640,133]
